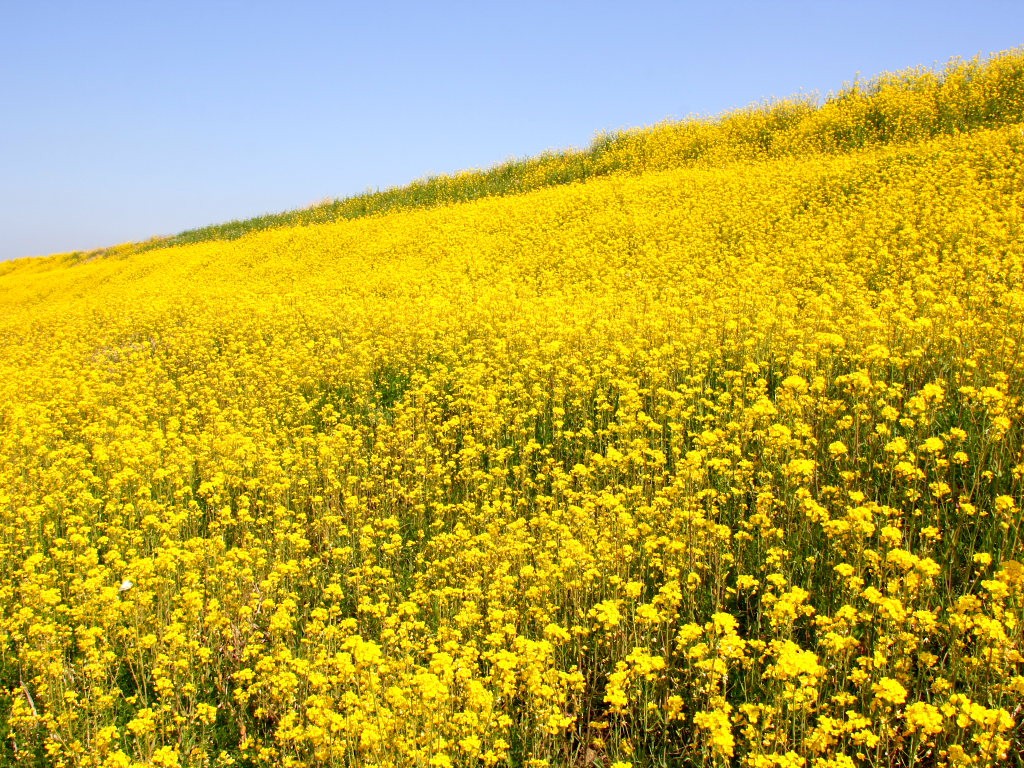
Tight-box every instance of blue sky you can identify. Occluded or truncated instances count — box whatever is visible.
[2,1,1022,261]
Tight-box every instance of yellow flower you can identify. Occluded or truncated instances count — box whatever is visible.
[872,677,908,706]
[904,701,943,735]
[828,441,849,457]
[591,600,622,630]
[694,703,735,759]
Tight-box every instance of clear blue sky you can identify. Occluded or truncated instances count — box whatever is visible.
[2,1,1022,260]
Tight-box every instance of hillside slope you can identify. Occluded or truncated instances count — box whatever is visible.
[2,60,1024,768]
[35,48,1024,262]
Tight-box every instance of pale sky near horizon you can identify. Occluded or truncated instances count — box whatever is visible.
[2,1,1023,261]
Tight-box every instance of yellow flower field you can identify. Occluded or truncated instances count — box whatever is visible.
[2,53,1024,768]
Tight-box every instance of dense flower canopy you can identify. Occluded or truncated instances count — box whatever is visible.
[1,51,1024,768]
